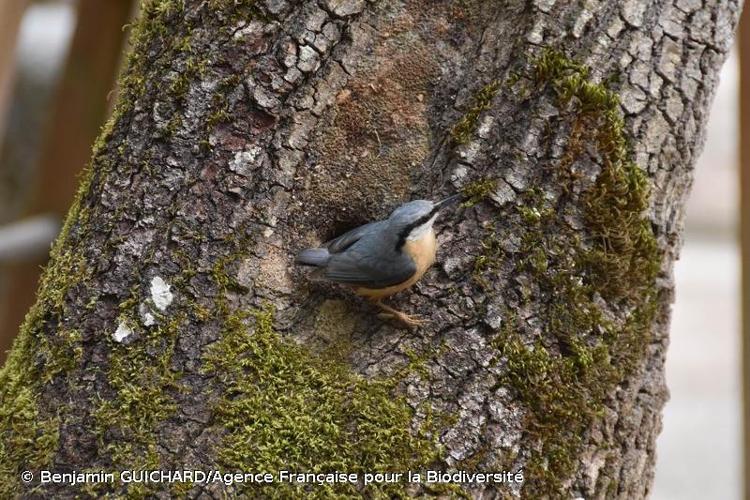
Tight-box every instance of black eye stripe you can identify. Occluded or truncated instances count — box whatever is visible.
[395,210,438,250]
[414,214,431,227]
[406,214,433,233]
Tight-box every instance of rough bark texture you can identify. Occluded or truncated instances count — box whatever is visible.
[0,0,741,498]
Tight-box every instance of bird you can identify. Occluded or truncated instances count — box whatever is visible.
[295,195,461,327]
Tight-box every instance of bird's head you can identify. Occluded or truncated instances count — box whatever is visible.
[389,194,462,244]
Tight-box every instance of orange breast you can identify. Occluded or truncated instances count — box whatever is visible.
[356,229,437,300]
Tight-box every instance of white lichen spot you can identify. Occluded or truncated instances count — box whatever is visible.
[297,45,320,73]
[229,147,261,176]
[572,5,594,38]
[458,141,481,164]
[477,115,495,139]
[450,165,468,185]
[114,321,133,343]
[139,302,156,326]
[150,276,174,311]
[534,0,556,12]
[526,18,545,44]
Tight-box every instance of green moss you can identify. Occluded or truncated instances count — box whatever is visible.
[204,75,242,134]
[0,161,94,494]
[38,329,83,384]
[460,178,497,207]
[203,305,453,498]
[208,0,267,21]
[0,334,61,497]
[211,251,249,314]
[535,48,660,303]
[93,313,183,476]
[192,302,211,322]
[451,80,501,145]
[403,348,430,380]
[490,49,662,496]
[168,72,190,99]
[472,232,504,290]
[203,245,458,496]
[0,1,270,495]
[165,114,184,137]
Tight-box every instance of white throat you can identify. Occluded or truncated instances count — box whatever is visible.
[406,213,438,241]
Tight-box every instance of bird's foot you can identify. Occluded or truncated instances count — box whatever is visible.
[377,312,427,328]
[374,301,428,328]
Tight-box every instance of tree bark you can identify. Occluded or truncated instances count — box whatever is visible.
[0,0,740,498]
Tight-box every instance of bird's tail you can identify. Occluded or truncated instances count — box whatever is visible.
[295,247,330,267]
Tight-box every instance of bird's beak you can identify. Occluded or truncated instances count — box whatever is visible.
[434,194,463,211]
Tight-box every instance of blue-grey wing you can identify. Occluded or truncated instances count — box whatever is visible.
[324,242,416,289]
[324,221,385,254]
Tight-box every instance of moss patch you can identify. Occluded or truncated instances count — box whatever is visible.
[202,240,459,496]
[450,80,501,145]
[0,167,93,494]
[92,312,183,471]
[0,335,61,497]
[0,0,268,495]
[487,49,662,496]
[472,232,505,291]
[203,306,452,498]
[460,177,497,207]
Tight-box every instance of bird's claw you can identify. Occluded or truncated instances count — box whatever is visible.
[377,312,427,328]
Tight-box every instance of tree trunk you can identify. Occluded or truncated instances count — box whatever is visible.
[0,1,740,498]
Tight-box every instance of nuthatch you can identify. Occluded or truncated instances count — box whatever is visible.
[295,195,461,327]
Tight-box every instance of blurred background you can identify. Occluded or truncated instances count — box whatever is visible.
[0,2,746,498]
[0,0,134,357]
[651,47,742,499]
